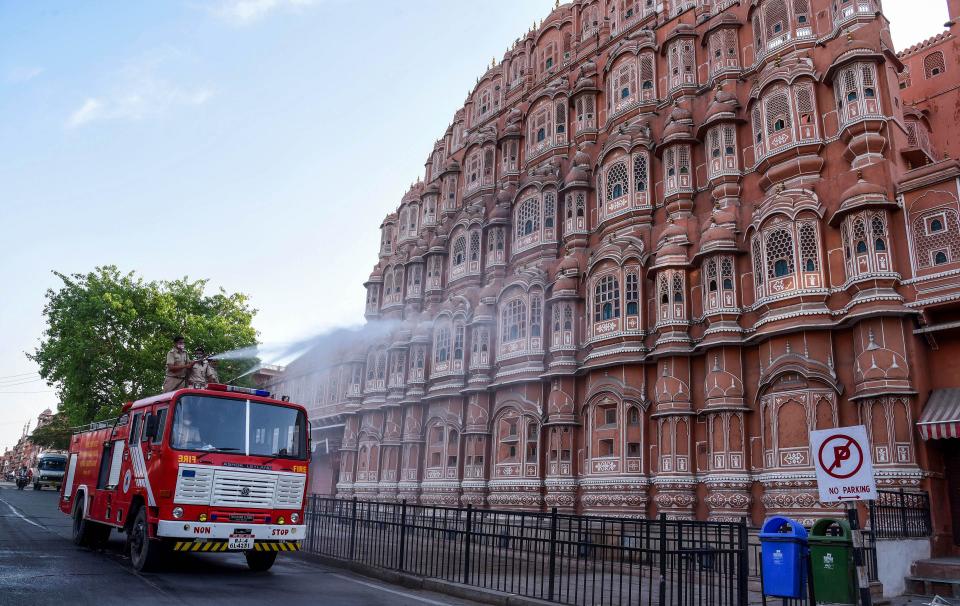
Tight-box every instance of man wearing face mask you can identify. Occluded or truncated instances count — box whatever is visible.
[163,335,196,392]
[188,345,219,389]
[174,406,203,448]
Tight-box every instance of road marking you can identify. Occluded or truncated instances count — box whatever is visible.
[0,496,45,529]
[331,573,466,606]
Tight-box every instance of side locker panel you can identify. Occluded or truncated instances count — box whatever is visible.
[63,454,78,499]
[108,440,125,488]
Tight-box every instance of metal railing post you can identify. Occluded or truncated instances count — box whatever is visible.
[658,513,667,606]
[398,499,408,573]
[350,496,358,561]
[548,506,558,601]
[463,504,473,586]
[899,488,909,536]
[738,518,749,606]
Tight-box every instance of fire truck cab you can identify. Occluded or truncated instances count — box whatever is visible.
[59,384,310,572]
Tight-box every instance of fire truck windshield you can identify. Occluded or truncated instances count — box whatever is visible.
[171,395,307,459]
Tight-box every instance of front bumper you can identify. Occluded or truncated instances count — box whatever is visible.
[171,540,301,552]
[157,520,306,541]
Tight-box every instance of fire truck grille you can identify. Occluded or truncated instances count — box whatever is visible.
[275,475,306,508]
[173,465,305,509]
[212,471,276,508]
[174,468,215,505]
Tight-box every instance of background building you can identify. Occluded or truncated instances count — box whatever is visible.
[0,408,55,477]
[274,0,960,556]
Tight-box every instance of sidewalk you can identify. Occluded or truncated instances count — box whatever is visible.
[888,597,960,605]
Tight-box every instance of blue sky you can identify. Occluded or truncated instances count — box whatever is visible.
[0,0,943,450]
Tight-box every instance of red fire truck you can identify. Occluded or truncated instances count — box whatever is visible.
[59,383,310,572]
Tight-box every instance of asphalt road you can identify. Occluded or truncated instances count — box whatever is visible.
[0,483,480,606]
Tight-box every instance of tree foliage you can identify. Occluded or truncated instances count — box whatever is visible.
[29,412,72,451]
[29,266,259,426]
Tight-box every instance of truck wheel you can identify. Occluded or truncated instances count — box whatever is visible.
[72,500,110,548]
[129,507,165,572]
[244,550,278,571]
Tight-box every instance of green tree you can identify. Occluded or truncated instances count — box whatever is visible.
[29,412,71,451]
[29,266,259,426]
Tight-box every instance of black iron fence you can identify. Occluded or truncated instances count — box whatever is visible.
[868,489,932,539]
[303,496,750,606]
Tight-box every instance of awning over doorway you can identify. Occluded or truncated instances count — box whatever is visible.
[918,389,960,439]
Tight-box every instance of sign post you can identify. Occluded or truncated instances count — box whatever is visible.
[810,425,876,606]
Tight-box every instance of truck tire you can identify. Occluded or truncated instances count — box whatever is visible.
[129,507,165,572]
[244,550,278,571]
[72,499,110,548]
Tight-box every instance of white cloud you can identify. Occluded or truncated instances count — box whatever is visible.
[211,0,317,25]
[67,99,104,128]
[65,56,213,129]
[6,66,43,83]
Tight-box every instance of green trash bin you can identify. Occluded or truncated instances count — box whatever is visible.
[809,518,856,605]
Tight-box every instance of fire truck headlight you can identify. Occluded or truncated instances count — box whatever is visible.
[290,513,299,524]
[199,513,208,522]
[172,507,184,519]
[278,516,285,525]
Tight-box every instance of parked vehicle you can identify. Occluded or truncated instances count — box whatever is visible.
[33,452,68,490]
[59,383,310,572]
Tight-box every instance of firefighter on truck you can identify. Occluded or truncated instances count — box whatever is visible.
[59,382,310,572]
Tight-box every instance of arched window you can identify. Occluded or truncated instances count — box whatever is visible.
[434,326,450,364]
[753,217,824,298]
[594,275,621,321]
[707,125,737,178]
[766,228,795,278]
[575,94,597,131]
[502,298,527,343]
[872,215,886,251]
[799,222,820,273]
[466,149,482,189]
[606,161,628,201]
[517,197,540,237]
[528,99,558,155]
[667,38,696,89]
[639,53,656,100]
[469,231,481,263]
[913,209,960,270]
[835,63,881,125]
[709,28,739,75]
[625,271,639,315]
[544,192,556,229]
[721,257,734,290]
[610,58,638,112]
[924,51,945,78]
[452,236,466,266]
[470,326,490,367]
[453,322,465,361]
[634,153,648,192]
[841,210,892,278]
[530,295,542,338]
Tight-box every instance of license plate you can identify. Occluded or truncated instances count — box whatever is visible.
[228,534,253,551]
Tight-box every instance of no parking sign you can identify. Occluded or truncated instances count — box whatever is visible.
[810,425,877,502]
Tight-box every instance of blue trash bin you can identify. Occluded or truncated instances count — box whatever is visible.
[759,516,808,599]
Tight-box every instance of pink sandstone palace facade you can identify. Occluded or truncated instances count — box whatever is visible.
[277,0,960,553]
